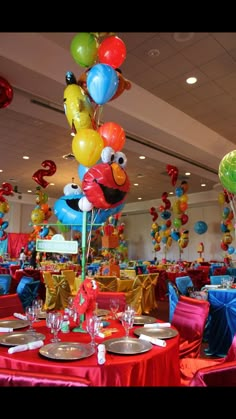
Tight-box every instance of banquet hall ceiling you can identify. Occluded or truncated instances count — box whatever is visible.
[1,32,236,204]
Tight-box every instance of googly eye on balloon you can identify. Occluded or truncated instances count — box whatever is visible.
[63,183,82,196]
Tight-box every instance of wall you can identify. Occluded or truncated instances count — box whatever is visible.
[5,189,234,262]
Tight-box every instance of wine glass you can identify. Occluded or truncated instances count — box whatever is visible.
[109,298,120,319]
[25,306,37,333]
[121,309,135,338]
[32,298,43,320]
[49,312,63,343]
[86,315,100,348]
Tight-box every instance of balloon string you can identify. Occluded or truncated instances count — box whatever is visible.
[92,105,103,130]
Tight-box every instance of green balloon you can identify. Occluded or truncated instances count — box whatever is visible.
[219,150,236,193]
[70,33,98,68]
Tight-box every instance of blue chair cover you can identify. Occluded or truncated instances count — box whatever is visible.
[19,280,40,309]
[0,274,12,294]
[205,289,236,357]
[175,276,193,295]
[16,276,34,295]
[167,281,179,322]
[210,275,232,285]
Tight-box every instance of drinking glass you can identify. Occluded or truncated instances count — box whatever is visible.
[32,298,43,320]
[86,315,100,348]
[109,298,120,319]
[25,306,37,333]
[121,309,135,338]
[49,312,63,343]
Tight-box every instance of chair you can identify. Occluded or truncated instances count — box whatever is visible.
[167,281,180,322]
[0,274,12,295]
[16,276,34,294]
[61,269,77,295]
[189,360,236,386]
[210,275,232,285]
[175,275,193,295]
[172,295,210,359]
[96,291,126,311]
[0,368,91,387]
[0,293,24,318]
[44,274,71,310]
[116,278,143,314]
[180,332,236,386]
[18,280,41,309]
[135,273,158,314]
[94,276,118,292]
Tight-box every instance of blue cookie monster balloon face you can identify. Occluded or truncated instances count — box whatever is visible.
[54,183,124,232]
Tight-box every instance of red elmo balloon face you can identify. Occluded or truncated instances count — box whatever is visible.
[82,162,130,209]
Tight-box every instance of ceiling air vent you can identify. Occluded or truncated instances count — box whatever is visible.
[62,153,75,161]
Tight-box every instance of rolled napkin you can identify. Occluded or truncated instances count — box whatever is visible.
[0,327,13,332]
[144,322,171,328]
[13,313,27,320]
[97,343,106,365]
[8,340,44,354]
[139,334,167,347]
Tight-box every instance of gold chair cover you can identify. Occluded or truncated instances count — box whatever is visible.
[94,276,118,292]
[135,273,159,314]
[116,278,143,315]
[61,270,77,296]
[44,274,71,310]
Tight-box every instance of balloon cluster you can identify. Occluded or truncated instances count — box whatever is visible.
[171,180,190,251]
[149,192,172,254]
[0,182,13,241]
[28,187,53,252]
[62,32,131,221]
[218,188,234,253]
[0,76,13,109]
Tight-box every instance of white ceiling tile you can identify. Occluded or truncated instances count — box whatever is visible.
[151,80,185,100]
[200,52,236,79]
[133,68,168,89]
[167,92,199,109]
[131,35,177,66]
[159,32,209,50]
[214,72,236,93]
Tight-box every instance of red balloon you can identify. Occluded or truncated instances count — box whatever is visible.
[0,77,13,109]
[166,165,179,186]
[98,122,125,151]
[32,160,57,189]
[181,213,189,225]
[98,36,126,69]
[0,182,13,196]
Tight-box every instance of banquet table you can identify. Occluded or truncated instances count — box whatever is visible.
[0,315,181,387]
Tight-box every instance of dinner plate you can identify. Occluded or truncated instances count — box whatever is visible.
[96,309,110,317]
[39,342,95,361]
[134,327,178,340]
[0,332,46,346]
[104,337,152,355]
[133,315,157,326]
[0,320,29,330]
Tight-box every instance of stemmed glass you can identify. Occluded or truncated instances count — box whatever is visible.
[86,315,101,348]
[121,308,135,338]
[109,298,120,319]
[25,306,37,333]
[32,299,43,320]
[49,312,63,343]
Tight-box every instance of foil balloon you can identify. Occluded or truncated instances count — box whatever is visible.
[64,71,93,133]
[166,164,179,186]
[32,160,57,189]
[0,76,13,109]
[219,150,236,194]
[98,122,126,151]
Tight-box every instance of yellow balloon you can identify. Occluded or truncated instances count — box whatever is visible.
[218,192,225,205]
[64,84,94,131]
[72,129,104,167]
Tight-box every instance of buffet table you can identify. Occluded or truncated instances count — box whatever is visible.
[0,315,180,387]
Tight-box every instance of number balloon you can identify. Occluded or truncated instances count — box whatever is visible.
[32,160,57,188]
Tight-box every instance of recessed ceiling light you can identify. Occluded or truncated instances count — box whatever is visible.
[27,190,32,193]
[139,156,146,160]
[50,183,55,186]
[173,32,194,42]
[0,170,3,173]
[137,174,145,178]
[201,183,206,187]
[23,156,29,160]
[134,183,139,186]
[138,197,142,200]
[185,172,191,176]
[169,191,174,195]
[147,48,160,57]
[186,77,197,85]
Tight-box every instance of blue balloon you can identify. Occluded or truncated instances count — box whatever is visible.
[228,246,235,255]
[194,221,208,235]
[78,164,89,182]
[87,64,119,105]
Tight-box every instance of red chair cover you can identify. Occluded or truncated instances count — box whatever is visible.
[96,292,126,311]
[0,368,91,386]
[0,293,24,318]
[189,360,236,386]
[172,295,210,359]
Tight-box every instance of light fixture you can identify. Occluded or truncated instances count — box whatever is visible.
[23,156,29,160]
[185,172,191,176]
[201,183,206,187]
[0,169,2,173]
[27,190,32,193]
[134,183,139,186]
[49,182,55,186]
[138,197,142,200]
[139,156,146,160]
[186,77,197,85]
[147,48,160,57]
[173,33,194,42]
[169,191,174,195]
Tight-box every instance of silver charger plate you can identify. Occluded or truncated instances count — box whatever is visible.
[39,342,95,361]
[134,327,178,340]
[133,315,157,326]
[0,320,29,330]
[0,332,46,346]
[104,337,152,355]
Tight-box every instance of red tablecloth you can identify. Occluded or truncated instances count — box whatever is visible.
[0,316,181,387]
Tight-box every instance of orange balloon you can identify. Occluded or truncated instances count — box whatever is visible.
[98,122,125,151]
[72,129,104,167]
